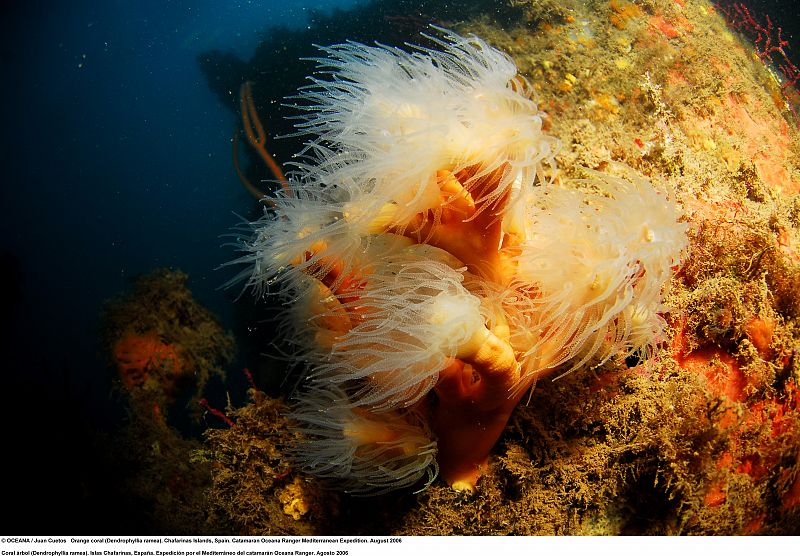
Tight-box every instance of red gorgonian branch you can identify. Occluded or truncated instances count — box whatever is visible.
[200,398,236,428]
[716,1,800,91]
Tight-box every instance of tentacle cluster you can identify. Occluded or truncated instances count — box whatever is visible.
[229,29,688,494]
[506,169,687,379]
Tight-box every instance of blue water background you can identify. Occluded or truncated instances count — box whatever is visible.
[0,0,363,417]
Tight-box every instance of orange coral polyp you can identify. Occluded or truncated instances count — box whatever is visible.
[404,166,515,285]
[437,169,476,221]
[300,167,522,489]
[236,30,686,495]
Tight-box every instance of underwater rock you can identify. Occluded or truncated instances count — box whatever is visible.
[205,0,800,535]
[102,268,234,421]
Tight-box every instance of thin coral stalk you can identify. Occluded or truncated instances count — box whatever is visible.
[232,130,268,200]
[233,81,288,200]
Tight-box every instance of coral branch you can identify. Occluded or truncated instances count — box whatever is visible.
[406,166,516,284]
[200,398,236,428]
[717,2,800,93]
[233,81,288,200]
[243,367,257,391]
[432,358,532,491]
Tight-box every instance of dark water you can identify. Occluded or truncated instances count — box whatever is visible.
[1,0,364,389]
[0,0,797,533]
[0,0,364,532]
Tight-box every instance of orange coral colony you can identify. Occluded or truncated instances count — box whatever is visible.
[231,29,687,494]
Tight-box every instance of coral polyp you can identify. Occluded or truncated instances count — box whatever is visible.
[508,169,687,376]
[292,28,558,224]
[289,385,438,495]
[232,29,687,494]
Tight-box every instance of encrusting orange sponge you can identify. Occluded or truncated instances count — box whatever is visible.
[113,331,185,398]
[229,28,687,493]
